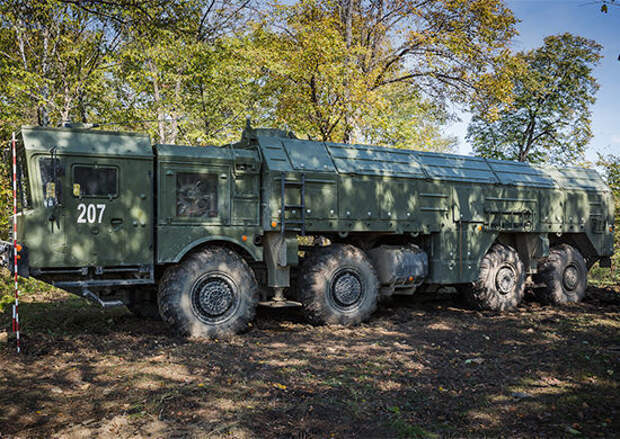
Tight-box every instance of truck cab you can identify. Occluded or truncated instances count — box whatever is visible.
[10,126,154,289]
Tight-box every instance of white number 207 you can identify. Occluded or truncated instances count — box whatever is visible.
[77,203,106,224]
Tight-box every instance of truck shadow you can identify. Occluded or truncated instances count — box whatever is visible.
[0,285,618,438]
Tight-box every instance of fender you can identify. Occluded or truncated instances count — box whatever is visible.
[172,234,263,263]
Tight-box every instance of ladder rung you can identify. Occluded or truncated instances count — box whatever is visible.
[283,181,304,186]
[284,220,305,224]
[284,204,302,209]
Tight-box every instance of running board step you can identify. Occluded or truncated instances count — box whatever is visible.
[258,300,302,308]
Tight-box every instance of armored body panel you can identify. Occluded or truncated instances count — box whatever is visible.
[154,143,262,263]
[249,130,613,284]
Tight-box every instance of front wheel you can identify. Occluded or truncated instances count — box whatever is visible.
[462,243,525,311]
[533,244,587,305]
[158,246,258,337]
[298,244,379,326]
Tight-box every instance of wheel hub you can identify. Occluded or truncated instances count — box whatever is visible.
[496,266,516,295]
[331,271,362,307]
[193,276,234,318]
[563,265,579,291]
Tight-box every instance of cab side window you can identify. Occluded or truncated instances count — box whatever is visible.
[176,173,218,218]
[73,166,118,197]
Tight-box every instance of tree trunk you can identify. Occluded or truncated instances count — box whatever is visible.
[39,27,51,126]
[370,0,384,68]
[342,0,354,143]
[148,60,166,143]
[199,81,210,137]
[519,117,536,162]
[60,70,74,124]
[78,90,88,123]
[169,75,182,144]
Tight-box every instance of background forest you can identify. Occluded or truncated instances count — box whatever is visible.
[0,0,617,283]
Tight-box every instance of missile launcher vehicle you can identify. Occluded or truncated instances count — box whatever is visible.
[2,124,614,336]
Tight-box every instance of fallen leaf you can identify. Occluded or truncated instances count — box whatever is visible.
[511,392,533,400]
[565,426,581,435]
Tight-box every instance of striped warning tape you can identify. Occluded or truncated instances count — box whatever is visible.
[11,131,20,354]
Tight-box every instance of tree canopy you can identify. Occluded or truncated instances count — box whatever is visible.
[0,0,605,162]
[466,33,602,164]
[251,0,517,147]
[0,0,521,151]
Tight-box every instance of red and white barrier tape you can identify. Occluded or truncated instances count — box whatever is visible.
[11,131,20,353]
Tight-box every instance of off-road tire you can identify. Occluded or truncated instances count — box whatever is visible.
[298,244,379,326]
[158,246,258,337]
[126,286,161,320]
[463,243,525,311]
[533,244,587,305]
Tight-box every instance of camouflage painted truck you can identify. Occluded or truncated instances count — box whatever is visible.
[2,124,614,336]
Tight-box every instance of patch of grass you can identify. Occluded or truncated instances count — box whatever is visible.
[321,376,344,387]
[0,285,128,337]
[127,401,146,418]
[387,406,438,439]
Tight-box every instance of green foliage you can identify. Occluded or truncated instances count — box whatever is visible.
[467,33,602,164]
[252,0,517,148]
[0,0,520,148]
[358,83,457,151]
[108,0,261,145]
[0,0,115,137]
[596,153,620,194]
[387,406,438,439]
[599,0,618,14]
[0,0,258,145]
[0,269,47,313]
[589,154,620,286]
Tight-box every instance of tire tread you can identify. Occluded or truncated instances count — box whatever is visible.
[158,246,258,337]
[297,244,379,326]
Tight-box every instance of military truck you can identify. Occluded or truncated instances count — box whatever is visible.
[3,124,614,336]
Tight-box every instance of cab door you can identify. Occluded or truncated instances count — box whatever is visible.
[26,154,68,268]
[65,156,152,267]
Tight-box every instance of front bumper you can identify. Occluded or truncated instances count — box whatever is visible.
[0,240,29,277]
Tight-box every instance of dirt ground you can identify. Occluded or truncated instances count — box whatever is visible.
[0,286,619,439]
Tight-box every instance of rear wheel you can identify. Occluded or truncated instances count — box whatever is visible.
[463,243,525,311]
[534,244,587,305]
[298,244,379,326]
[158,246,258,337]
